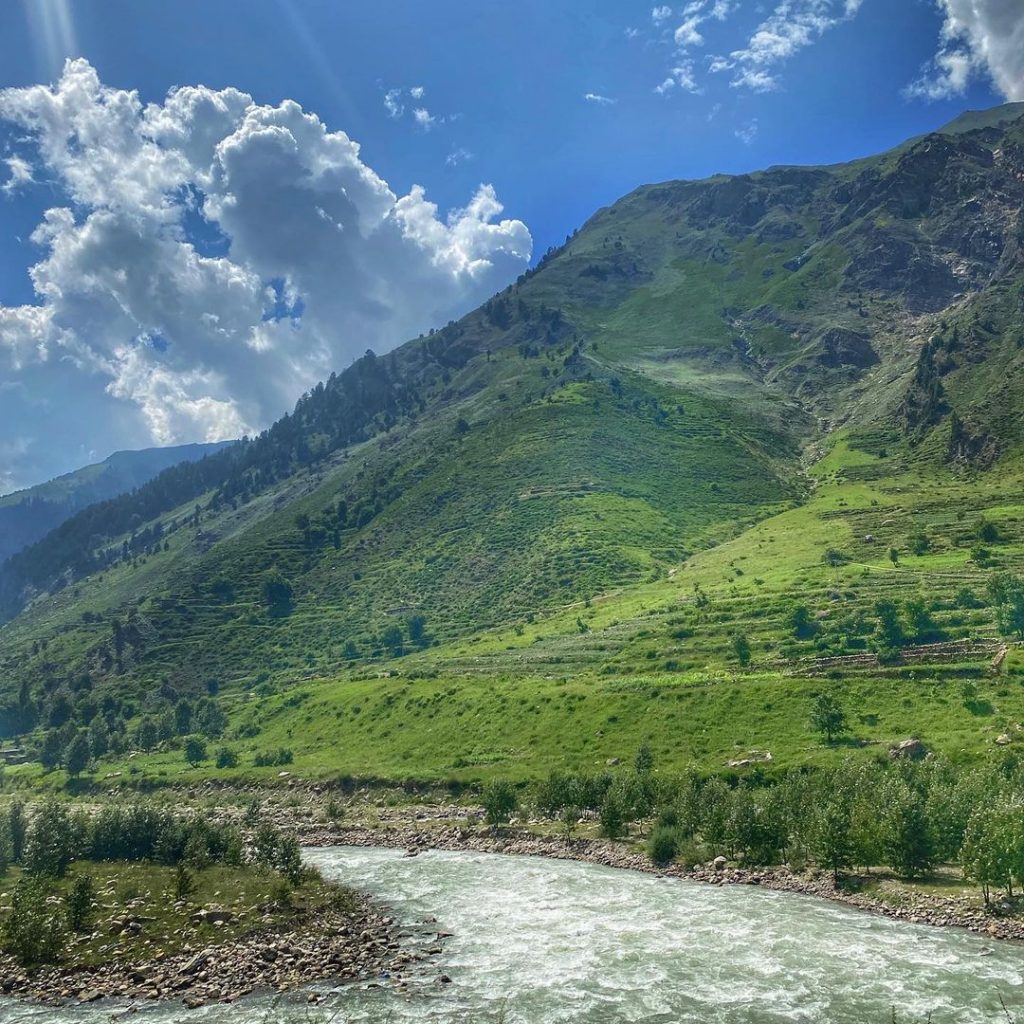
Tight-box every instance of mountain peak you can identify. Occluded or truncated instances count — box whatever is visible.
[938,101,1024,136]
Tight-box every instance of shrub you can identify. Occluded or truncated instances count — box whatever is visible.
[560,805,580,842]
[647,826,679,866]
[732,634,752,668]
[908,532,930,556]
[8,802,26,864]
[971,544,992,567]
[789,604,816,639]
[174,862,197,901]
[65,874,95,933]
[873,599,905,650]
[261,569,294,612]
[25,802,75,878]
[954,587,983,609]
[254,748,294,768]
[599,792,626,839]
[2,877,68,967]
[977,519,1000,543]
[276,836,305,885]
[215,746,239,769]
[655,806,679,829]
[182,829,211,869]
[482,780,518,826]
[634,744,654,774]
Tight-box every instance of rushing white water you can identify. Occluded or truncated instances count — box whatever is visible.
[2,846,1022,1023]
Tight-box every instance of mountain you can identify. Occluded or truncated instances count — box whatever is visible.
[3,105,1024,780]
[0,442,234,566]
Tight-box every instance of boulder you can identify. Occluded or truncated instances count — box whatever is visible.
[889,737,926,760]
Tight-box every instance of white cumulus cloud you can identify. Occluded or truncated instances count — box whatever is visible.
[0,60,532,491]
[907,0,1024,101]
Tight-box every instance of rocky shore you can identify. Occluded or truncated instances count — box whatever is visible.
[0,896,446,1008]
[302,822,1024,943]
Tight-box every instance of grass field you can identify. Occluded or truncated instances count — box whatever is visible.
[8,426,1024,791]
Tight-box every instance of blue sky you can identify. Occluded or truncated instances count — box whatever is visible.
[0,0,1021,492]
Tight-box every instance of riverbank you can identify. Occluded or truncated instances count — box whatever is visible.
[0,893,444,1008]
[298,821,1024,943]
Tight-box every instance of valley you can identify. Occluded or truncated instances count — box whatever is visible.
[2,98,1024,1021]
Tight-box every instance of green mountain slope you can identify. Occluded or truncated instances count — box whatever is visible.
[0,442,232,566]
[4,105,1024,783]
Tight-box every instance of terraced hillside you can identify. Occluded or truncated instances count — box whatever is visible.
[3,104,1024,785]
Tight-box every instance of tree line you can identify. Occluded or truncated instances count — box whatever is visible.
[482,749,1024,902]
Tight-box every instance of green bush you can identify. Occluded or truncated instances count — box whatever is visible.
[647,826,679,866]
[261,569,294,612]
[909,532,930,556]
[823,548,848,567]
[25,802,75,878]
[175,862,197,901]
[65,874,95,933]
[482,780,518,826]
[2,877,67,967]
[599,792,626,839]
[254,748,294,767]
[215,746,239,769]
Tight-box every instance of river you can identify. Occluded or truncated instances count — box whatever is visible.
[1,846,1021,1023]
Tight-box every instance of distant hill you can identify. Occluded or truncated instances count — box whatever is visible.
[0,442,233,565]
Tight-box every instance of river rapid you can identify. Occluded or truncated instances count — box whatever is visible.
[1,845,1021,1023]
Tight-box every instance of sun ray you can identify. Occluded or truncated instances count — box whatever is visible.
[22,0,79,79]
